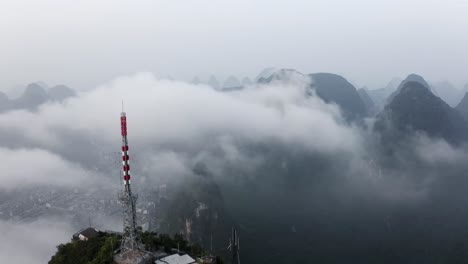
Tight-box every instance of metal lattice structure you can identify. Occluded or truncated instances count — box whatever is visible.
[229,228,240,264]
[118,110,140,252]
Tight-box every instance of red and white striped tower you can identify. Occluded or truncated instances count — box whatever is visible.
[121,112,131,189]
[119,110,139,252]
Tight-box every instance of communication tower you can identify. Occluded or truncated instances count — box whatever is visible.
[118,109,140,252]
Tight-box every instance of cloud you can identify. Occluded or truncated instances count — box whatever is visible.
[0,147,104,191]
[0,73,362,184]
[2,72,468,262]
[2,72,462,199]
[0,219,74,264]
[414,135,468,164]
[0,73,358,149]
[1,72,465,202]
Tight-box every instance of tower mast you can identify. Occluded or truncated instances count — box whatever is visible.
[119,109,139,252]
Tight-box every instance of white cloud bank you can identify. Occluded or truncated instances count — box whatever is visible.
[0,73,360,152]
[0,147,103,191]
[0,72,363,188]
[0,219,74,264]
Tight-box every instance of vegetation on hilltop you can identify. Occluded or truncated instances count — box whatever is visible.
[49,232,117,264]
[49,231,217,264]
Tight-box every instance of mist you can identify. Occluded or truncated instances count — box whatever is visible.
[0,219,74,264]
[3,1,468,263]
[2,72,468,262]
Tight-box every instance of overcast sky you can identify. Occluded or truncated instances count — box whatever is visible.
[1,0,467,90]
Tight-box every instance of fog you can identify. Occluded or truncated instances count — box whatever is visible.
[1,0,468,90]
[0,219,74,264]
[2,72,468,261]
[0,72,361,172]
[0,147,103,191]
[3,1,468,262]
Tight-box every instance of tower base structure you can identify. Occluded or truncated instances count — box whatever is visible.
[114,249,153,264]
[119,190,140,252]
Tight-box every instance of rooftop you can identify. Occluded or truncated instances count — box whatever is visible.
[155,253,196,264]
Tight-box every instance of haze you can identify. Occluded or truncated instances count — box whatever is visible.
[1,0,468,91]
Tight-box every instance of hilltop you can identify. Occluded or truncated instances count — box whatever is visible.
[49,231,222,264]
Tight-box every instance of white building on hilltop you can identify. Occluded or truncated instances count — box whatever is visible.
[155,254,196,264]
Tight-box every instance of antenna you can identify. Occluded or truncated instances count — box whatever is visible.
[229,227,240,264]
[118,108,140,253]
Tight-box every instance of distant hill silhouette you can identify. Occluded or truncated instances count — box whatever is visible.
[433,81,463,107]
[455,92,468,121]
[223,76,241,90]
[14,83,49,110]
[255,67,277,82]
[257,69,367,120]
[375,81,468,144]
[258,68,305,84]
[309,72,367,119]
[241,76,253,86]
[207,75,221,90]
[367,77,401,110]
[0,91,11,112]
[358,88,377,116]
[48,85,76,102]
[0,82,76,113]
[386,74,433,104]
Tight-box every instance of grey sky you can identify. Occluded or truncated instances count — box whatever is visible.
[1,0,467,90]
